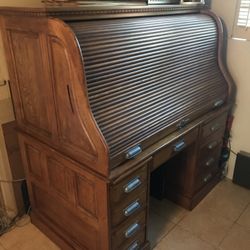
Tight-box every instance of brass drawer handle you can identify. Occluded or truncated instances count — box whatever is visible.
[210,123,221,132]
[124,200,141,217]
[128,240,140,250]
[124,177,142,193]
[173,140,186,152]
[125,222,140,238]
[205,158,215,167]
[208,141,218,150]
[204,173,212,183]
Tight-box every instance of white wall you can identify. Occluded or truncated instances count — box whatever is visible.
[212,0,250,179]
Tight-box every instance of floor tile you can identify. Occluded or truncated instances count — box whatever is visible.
[237,203,250,230]
[198,179,250,222]
[150,197,187,224]
[148,210,176,248]
[219,223,250,250]
[0,223,59,250]
[178,205,234,246]
[154,225,216,250]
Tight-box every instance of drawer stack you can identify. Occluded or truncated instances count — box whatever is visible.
[195,113,228,192]
[110,164,149,250]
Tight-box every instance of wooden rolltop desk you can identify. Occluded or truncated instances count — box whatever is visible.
[0,1,235,249]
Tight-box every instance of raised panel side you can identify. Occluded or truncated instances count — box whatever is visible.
[26,144,43,180]
[47,18,109,176]
[48,36,96,157]
[76,175,97,217]
[18,133,110,250]
[6,29,57,137]
[47,157,76,204]
[32,185,97,250]
[1,16,108,176]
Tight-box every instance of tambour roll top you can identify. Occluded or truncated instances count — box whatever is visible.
[68,14,228,167]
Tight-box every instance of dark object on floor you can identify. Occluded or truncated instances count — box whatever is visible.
[21,180,30,213]
[233,151,250,189]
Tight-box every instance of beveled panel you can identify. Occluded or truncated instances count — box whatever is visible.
[8,30,56,136]
[47,158,75,204]
[26,144,42,179]
[76,175,97,217]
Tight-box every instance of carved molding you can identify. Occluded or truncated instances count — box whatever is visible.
[0,5,206,20]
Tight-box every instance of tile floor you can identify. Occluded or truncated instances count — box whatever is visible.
[0,178,249,250]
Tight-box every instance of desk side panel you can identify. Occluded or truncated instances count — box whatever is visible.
[1,15,109,176]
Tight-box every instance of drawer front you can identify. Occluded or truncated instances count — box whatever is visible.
[197,150,221,177]
[195,162,219,192]
[115,231,146,250]
[202,113,227,139]
[112,210,146,250]
[111,191,147,227]
[153,128,198,170]
[110,166,148,205]
[199,130,224,159]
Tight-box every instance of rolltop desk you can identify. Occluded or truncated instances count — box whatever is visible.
[0,1,235,249]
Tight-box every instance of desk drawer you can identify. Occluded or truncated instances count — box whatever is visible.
[111,190,147,227]
[202,113,227,139]
[112,210,146,250]
[114,231,146,250]
[199,130,224,158]
[152,128,198,170]
[110,166,148,205]
[195,161,219,192]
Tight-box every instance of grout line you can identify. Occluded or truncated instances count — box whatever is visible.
[217,220,235,247]
[154,222,178,248]
[234,202,249,223]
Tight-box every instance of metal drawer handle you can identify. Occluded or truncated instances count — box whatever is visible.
[124,177,142,193]
[208,141,218,150]
[124,200,141,217]
[206,158,215,167]
[204,173,212,183]
[128,240,140,250]
[177,118,190,129]
[210,123,221,132]
[213,99,224,108]
[173,140,186,152]
[126,145,142,159]
[125,223,140,238]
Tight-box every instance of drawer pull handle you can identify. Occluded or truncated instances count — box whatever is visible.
[206,158,215,167]
[126,145,142,159]
[124,200,141,217]
[124,177,142,193]
[128,240,140,250]
[125,223,140,238]
[213,99,224,108]
[208,141,218,150]
[210,123,221,132]
[177,118,190,129]
[204,173,212,183]
[173,140,186,152]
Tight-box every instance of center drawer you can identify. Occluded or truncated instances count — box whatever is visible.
[152,127,199,171]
